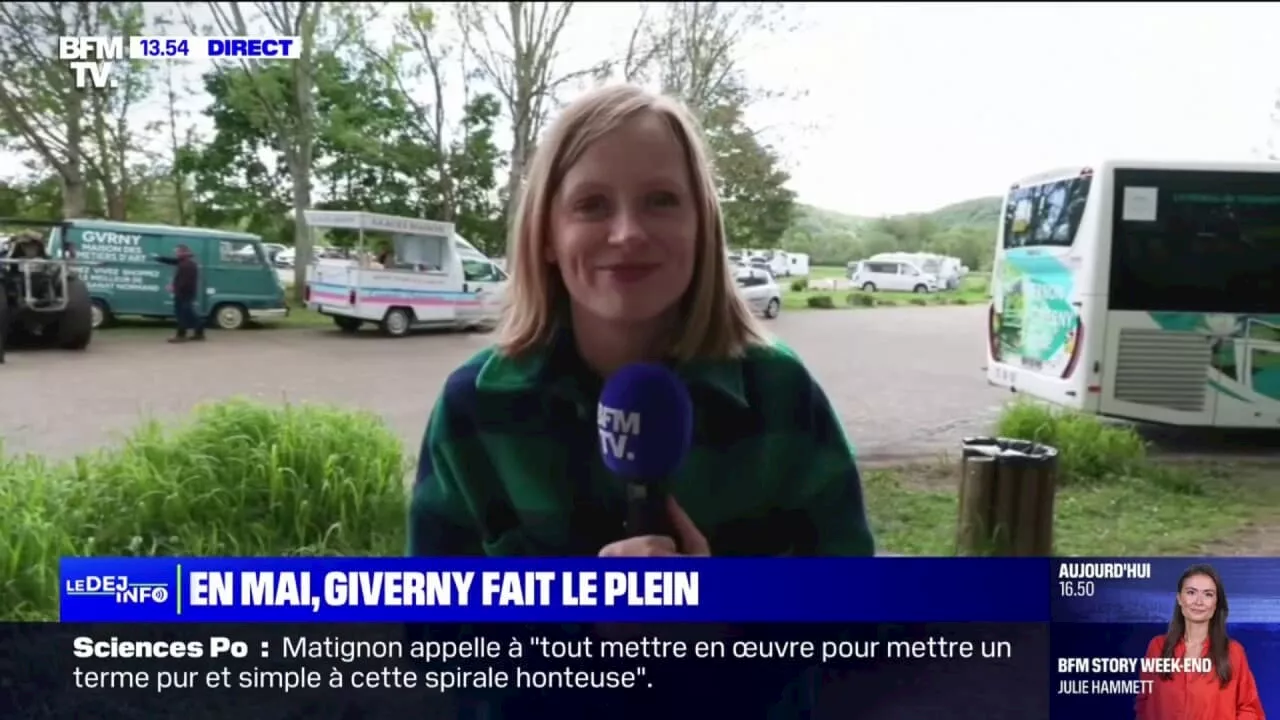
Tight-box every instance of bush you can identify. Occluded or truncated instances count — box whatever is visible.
[806,294,836,309]
[994,400,1149,486]
[0,400,409,621]
[909,297,929,306]
[790,277,808,292]
[846,292,875,307]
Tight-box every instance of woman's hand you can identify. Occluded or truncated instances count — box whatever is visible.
[598,496,710,557]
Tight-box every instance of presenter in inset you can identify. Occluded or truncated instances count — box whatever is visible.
[408,83,875,559]
[1135,563,1264,720]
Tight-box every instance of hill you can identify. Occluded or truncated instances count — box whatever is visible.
[782,196,1002,270]
[916,196,1002,229]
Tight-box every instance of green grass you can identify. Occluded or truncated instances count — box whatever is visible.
[0,400,409,621]
[786,269,989,311]
[806,265,847,281]
[865,400,1280,555]
[864,462,1276,556]
[6,396,1274,619]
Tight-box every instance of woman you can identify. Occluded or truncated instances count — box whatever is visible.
[1136,563,1265,720]
[408,84,873,560]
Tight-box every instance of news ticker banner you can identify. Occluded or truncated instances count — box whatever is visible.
[58,36,300,89]
[56,557,1280,716]
[2,622,1047,719]
[61,557,1051,623]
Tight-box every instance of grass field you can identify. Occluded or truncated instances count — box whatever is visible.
[866,400,1280,556]
[865,459,1280,555]
[783,267,989,311]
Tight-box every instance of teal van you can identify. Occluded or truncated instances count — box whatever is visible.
[48,219,288,330]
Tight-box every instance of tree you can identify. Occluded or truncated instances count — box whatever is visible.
[186,1,380,292]
[457,1,607,225]
[704,96,794,248]
[629,2,798,248]
[178,64,293,240]
[0,1,151,218]
[359,3,505,253]
[143,12,196,226]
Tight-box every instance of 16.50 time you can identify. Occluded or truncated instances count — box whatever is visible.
[1058,580,1095,597]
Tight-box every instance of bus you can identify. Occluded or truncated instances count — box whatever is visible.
[986,159,1280,428]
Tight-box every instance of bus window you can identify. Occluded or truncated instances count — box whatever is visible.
[1108,169,1280,315]
[1002,175,1091,249]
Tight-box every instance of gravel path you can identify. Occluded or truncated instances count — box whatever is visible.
[0,306,1006,461]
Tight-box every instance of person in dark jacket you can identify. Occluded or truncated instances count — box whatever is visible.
[154,244,204,343]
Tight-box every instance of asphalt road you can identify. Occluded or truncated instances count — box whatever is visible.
[0,305,1008,461]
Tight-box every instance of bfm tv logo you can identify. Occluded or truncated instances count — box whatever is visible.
[597,405,640,461]
[65,576,169,603]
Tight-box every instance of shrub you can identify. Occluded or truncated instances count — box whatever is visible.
[806,294,836,309]
[951,297,969,305]
[909,297,929,306]
[0,399,409,621]
[994,400,1148,486]
[845,292,875,307]
[790,277,808,292]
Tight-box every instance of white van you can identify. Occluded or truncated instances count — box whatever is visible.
[849,258,938,293]
[302,210,508,336]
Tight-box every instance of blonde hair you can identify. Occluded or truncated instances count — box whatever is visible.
[495,84,769,361]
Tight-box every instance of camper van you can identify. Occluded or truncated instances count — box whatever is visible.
[864,252,961,288]
[738,249,808,277]
[47,219,288,330]
[302,210,508,336]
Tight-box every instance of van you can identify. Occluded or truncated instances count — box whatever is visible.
[784,252,810,277]
[867,251,963,289]
[48,219,288,330]
[302,210,508,336]
[849,259,938,293]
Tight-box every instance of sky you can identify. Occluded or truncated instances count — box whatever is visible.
[773,2,1280,215]
[11,1,1280,218]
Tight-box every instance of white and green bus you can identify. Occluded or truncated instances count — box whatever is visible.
[987,159,1280,428]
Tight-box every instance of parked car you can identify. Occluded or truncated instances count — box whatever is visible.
[734,266,781,319]
[848,259,938,293]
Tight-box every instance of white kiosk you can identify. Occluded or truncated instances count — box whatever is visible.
[301,210,507,336]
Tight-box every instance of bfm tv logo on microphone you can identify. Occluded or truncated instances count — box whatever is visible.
[598,404,640,461]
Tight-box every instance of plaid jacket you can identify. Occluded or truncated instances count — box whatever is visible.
[409,327,874,558]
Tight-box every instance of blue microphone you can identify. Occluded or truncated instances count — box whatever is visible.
[597,363,694,539]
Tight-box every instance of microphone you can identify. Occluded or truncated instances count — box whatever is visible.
[597,363,694,540]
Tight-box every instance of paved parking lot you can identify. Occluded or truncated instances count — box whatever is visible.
[0,306,1006,461]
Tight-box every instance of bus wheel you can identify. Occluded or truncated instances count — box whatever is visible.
[861,282,876,292]
[913,284,929,293]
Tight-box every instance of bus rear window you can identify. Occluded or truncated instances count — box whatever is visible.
[1108,169,1280,314]
[1002,175,1091,250]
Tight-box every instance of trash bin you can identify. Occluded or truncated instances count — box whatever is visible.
[956,436,1059,557]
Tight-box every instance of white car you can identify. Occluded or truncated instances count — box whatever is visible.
[849,259,938,293]
[735,267,781,319]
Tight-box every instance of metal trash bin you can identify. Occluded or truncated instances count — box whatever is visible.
[956,436,1059,557]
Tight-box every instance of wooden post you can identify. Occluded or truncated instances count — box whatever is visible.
[955,437,1059,556]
